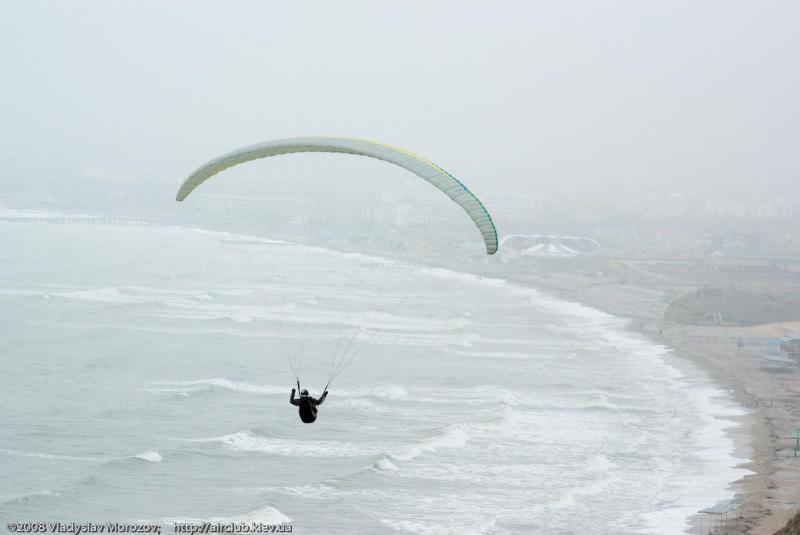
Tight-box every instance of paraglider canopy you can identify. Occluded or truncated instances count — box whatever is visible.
[175,136,498,254]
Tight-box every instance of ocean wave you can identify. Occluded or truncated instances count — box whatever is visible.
[147,384,214,397]
[372,456,399,472]
[173,420,472,462]
[1,447,167,467]
[340,330,474,348]
[155,379,409,400]
[154,377,651,417]
[586,454,617,473]
[176,430,380,458]
[154,378,285,395]
[0,288,54,299]
[392,425,469,462]
[2,283,241,309]
[227,312,253,323]
[166,505,291,525]
[57,287,143,304]
[280,482,344,500]
[27,285,212,307]
[0,448,100,462]
[395,385,522,407]
[336,382,409,400]
[445,349,538,360]
[132,451,162,463]
[157,300,467,333]
[380,517,503,535]
[0,489,60,507]
[534,393,659,414]
[336,384,523,411]
[187,228,289,247]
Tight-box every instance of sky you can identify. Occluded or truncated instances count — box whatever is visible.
[0,0,798,207]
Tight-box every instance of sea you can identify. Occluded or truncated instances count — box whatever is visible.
[0,210,751,534]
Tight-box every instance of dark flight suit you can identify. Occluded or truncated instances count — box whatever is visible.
[290,389,328,423]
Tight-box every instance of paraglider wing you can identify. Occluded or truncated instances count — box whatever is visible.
[175,137,498,254]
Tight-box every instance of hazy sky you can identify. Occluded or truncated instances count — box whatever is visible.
[1,0,798,205]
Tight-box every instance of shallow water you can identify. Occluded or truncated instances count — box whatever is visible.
[0,215,749,534]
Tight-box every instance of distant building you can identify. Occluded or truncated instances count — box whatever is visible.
[500,234,601,259]
[705,199,796,219]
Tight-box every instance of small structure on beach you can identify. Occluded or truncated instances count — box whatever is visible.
[761,354,797,370]
[780,334,800,361]
[698,494,746,534]
[761,337,799,370]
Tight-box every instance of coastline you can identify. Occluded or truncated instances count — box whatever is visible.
[169,223,772,533]
[281,233,773,533]
[319,236,788,533]
[508,267,799,535]
[198,225,784,533]
[217,230,765,533]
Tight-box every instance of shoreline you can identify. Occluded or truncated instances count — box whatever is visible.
[507,268,799,535]
[652,344,755,534]
[190,223,785,533]
[265,233,773,533]
[479,265,759,534]
[165,222,771,533]
[314,237,787,533]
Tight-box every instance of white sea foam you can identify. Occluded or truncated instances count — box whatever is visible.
[156,379,411,399]
[155,378,285,395]
[181,430,380,458]
[158,299,466,333]
[41,285,214,306]
[445,348,536,360]
[0,448,99,461]
[132,451,162,463]
[57,287,140,303]
[380,516,503,535]
[373,457,399,472]
[2,447,165,465]
[586,454,616,473]
[176,421,472,462]
[0,288,50,298]
[167,505,291,526]
[336,382,409,400]
[342,383,521,407]
[393,425,469,461]
[236,505,292,524]
[0,207,98,221]
[280,483,343,500]
[0,489,60,506]
[227,312,253,323]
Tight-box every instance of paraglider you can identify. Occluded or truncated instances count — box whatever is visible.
[175,137,498,420]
